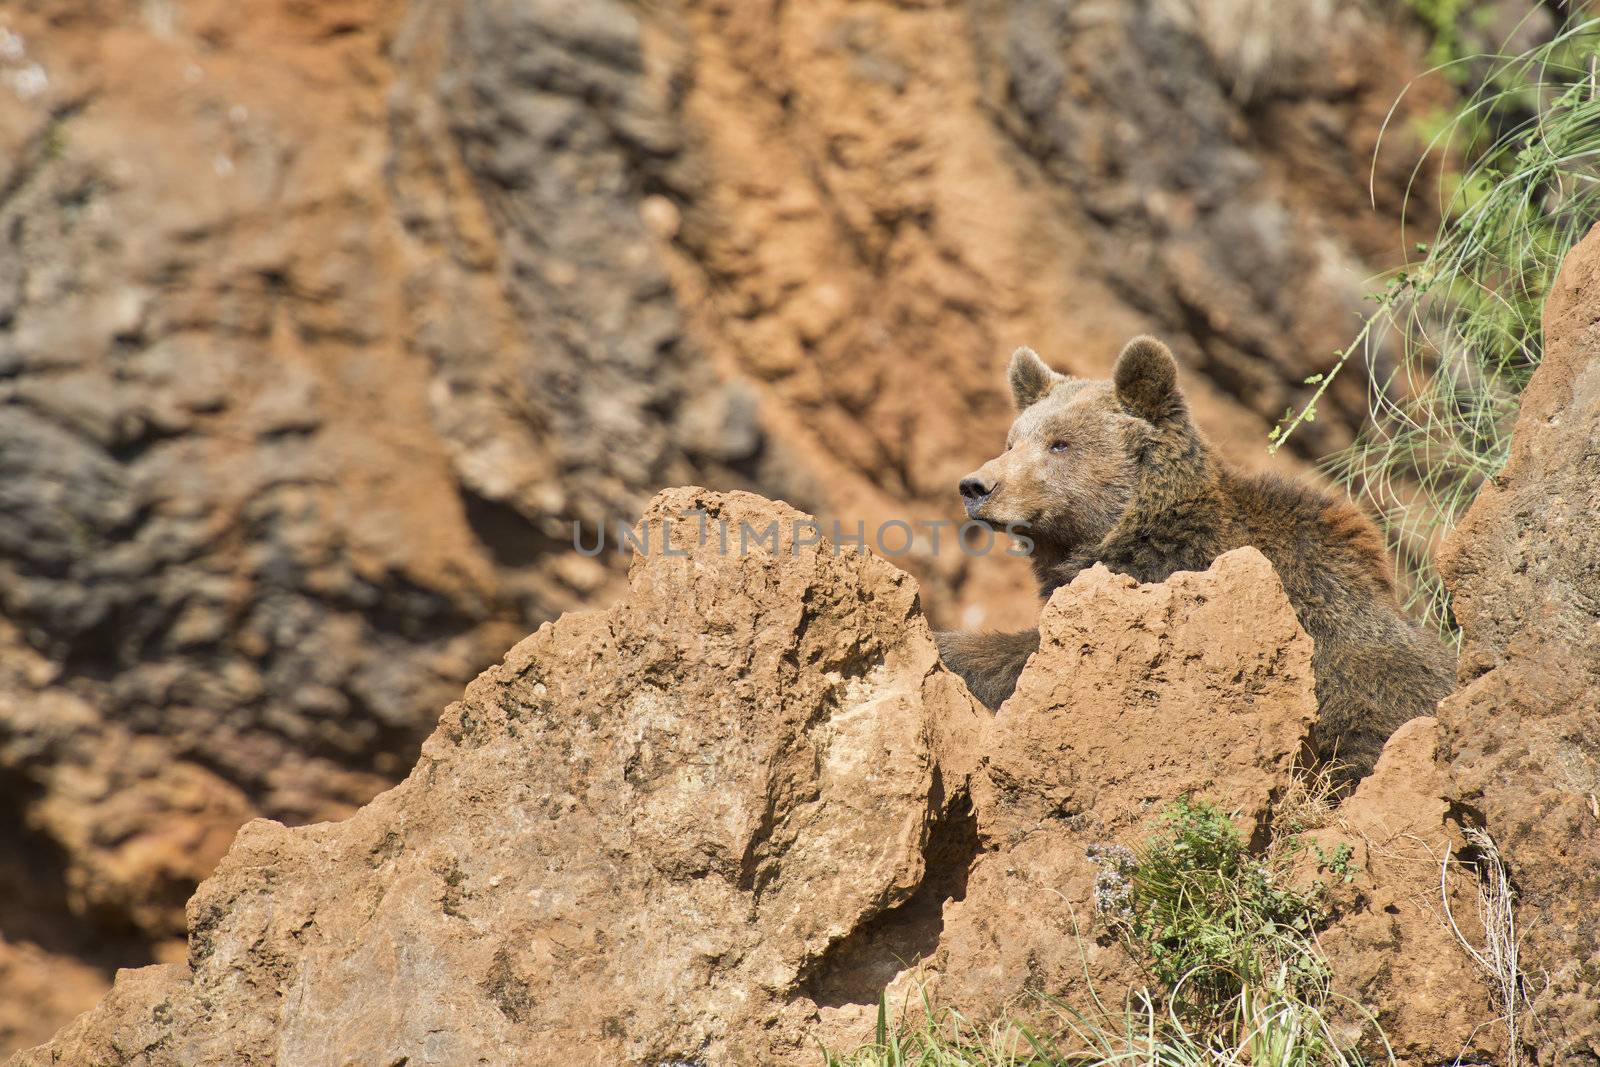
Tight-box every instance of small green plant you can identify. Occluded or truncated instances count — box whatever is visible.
[1312,841,1357,884]
[822,991,1045,1067]
[1270,18,1600,636]
[1093,799,1330,1029]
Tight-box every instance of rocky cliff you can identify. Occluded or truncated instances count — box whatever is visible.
[0,0,1565,1053]
[16,223,1600,1067]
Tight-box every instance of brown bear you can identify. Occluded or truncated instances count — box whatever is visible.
[936,336,1455,781]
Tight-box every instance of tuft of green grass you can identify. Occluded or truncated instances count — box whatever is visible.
[1269,17,1600,637]
[823,799,1385,1067]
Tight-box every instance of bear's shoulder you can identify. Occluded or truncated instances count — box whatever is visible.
[1218,468,1393,595]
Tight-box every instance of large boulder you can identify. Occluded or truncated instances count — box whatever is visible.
[1435,225,1600,1063]
[12,490,988,1067]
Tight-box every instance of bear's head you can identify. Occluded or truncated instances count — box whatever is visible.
[957,336,1188,555]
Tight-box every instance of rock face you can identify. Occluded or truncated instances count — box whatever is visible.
[1436,225,1600,1063]
[13,490,989,1067]
[904,551,1320,1025]
[12,494,1351,1067]
[1309,717,1502,1064]
[0,0,1527,1044]
[20,493,1510,1066]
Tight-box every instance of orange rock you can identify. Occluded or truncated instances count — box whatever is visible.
[1436,223,1600,1063]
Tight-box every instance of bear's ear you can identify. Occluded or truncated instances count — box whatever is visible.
[1113,335,1179,422]
[1008,346,1058,411]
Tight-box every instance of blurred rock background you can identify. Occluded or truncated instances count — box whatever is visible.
[0,0,1549,1052]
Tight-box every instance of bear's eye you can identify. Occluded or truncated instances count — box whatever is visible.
[1048,439,1069,454]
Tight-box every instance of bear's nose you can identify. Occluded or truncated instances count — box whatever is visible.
[958,476,994,504]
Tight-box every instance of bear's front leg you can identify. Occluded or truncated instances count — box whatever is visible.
[933,628,1041,710]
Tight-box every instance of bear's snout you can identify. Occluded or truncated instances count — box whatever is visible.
[959,475,995,516]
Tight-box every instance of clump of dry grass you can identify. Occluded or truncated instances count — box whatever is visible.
[1273,760,1347,836]
[1442,826,1530,1065]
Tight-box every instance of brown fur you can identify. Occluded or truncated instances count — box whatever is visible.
[940,338,1455,781]
[933,629,1041,710]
